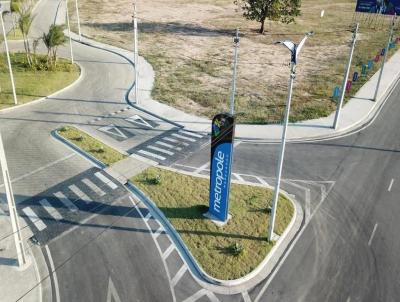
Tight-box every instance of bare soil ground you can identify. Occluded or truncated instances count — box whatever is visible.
[69,0,400,123]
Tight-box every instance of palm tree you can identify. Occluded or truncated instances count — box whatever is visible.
[42,24,67,67]
[18,10,34,66]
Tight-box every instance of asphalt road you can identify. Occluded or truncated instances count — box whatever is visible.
[1,0,400,301]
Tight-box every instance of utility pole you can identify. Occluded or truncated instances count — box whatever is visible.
[74,0,81,41]
[133,1,139,105]
[333,23,359,130]
[268,32,313,242]
[373,14,396,101]
[229,28,240,115]
[0,132,27,268]
[0,7,18,105]
[66,0,74,63]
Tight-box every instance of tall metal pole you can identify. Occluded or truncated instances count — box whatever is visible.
[0,9,18,105]
[0,132,27,268]
[229,28,240,115]
[65,0,74,63]
[74,0,81,41]
[133,1,139,105]
[373,14,396,101]
[333,23,359,130]
[267,63,295,241]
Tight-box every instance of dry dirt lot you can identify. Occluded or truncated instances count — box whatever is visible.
[69,0,399,123]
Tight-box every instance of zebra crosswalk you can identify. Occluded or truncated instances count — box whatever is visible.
[129,129,209,165]
[19,167,127,245]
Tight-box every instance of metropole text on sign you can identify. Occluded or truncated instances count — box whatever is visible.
[208,113,235,222]
[356,0,400,15]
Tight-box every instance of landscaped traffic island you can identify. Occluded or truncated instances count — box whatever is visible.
[0,53,80,109]
[132,167,294,280]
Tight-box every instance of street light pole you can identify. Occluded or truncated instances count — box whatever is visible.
[333,23,359,130]
[0,132,27,268]
[133,1,139,105]
[373,14,396,101]
[267,32,313,241]
[229,28,240,115]
[74,0,81,41]
[0,7,18,105]
[65,0,74,63]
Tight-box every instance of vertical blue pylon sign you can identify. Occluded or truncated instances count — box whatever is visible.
[208,113,235,222]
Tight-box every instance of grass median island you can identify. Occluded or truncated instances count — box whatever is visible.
[57,126,126,166]
[0,53,80,109]
[132,167,294,280]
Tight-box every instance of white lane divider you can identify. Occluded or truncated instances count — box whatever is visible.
[45,245,60,302]
[22,207,47,231]
[179,130,203,138]
[368,223,378,246]
[68,185,91,202]
[147,145,174,156]
[182,289,220,302]
[163,137,189,146]
[162,244,175,260]
[53,192,79,212]
[95,172,118,190]
[81,178,106,196]
[153,226,164,239]
[233,173,244,181]
[39,199,63,220]
[242,291,252,302]
[155,141,182,151]
[194,162,210,174]
[144,212,152,222]
[171,133,196,142]
[388,179,394,192]
[256,176,269,186]
[171,265,187,287]
[138,150,166,161]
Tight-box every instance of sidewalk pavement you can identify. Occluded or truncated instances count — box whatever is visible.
[0,204,41,302]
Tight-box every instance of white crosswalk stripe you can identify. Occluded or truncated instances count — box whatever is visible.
[179,130,203,138]
[155,141,182,151]
[54,192,79,212]
[81,178,106,196]
[147,145,174,156]
[171,133,196,142]
[22,207,47,231]
[69,185,91,202]
[39,199,63,220]
[163,137,189,146]
[138,150,166,161]
[94,172,118,190]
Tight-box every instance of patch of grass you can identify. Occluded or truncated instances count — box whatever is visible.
[132,167,294,280]
[58,126,126,166]
[0,52,80,109]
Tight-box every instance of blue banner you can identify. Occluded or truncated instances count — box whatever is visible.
[208,114,235,222]
[356,0,400,15]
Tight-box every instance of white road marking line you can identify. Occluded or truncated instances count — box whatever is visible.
[368,223,378,246]
[162,244,175,259]
[194,162,210,174]
[153,226,164,239]
[171,265,187,287]
[163,137,189,146]
[68,185,91,202]
[171,133,196,142]
[22,207,47,231]
[45,245,60,302]
[305,188,311,223]
[94,172,118,190]
[0,153,75,190]
[155,141,182,151]
[242,291,252,302]
[81,178,106,196]
[234,141,242,148]
[138,150,166,161]
[53,192,78,212]
[144,212,152,222]
[388,179,394,191]
[256,176,268,185]
[183,289,207,302]
[179,130,203,138]
[207,292,221,302]
[147,145,174,156]
[346,297,351,302]
[106,277,122,302]
[39,199,63,220]
[233,173,244,181]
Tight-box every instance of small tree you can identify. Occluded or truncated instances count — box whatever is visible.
[18,10,34,65]
[42,24,67,67]
[10,0,22,37]
[235,0,301,34]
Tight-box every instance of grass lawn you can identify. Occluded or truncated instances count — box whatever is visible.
[68,0,400,124]
[0,52,80,109]
[132,167,294,280]
[58,126,127,166]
